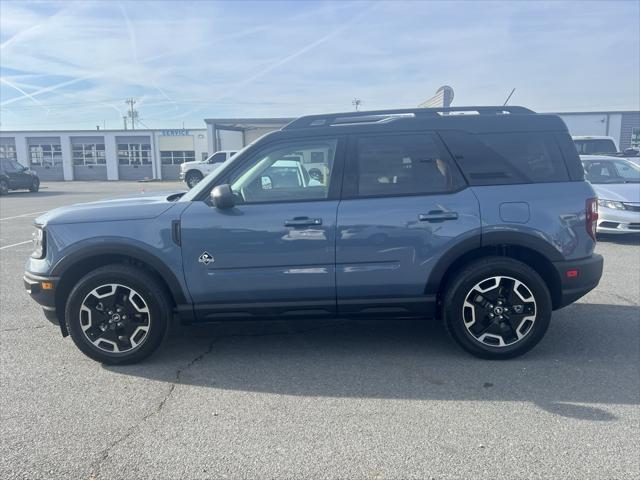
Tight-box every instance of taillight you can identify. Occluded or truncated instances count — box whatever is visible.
[586,197,598,241]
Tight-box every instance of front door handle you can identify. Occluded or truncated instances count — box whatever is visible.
[419,211,459,222]
[284,217,323,227]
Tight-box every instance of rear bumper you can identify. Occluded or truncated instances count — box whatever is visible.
[552,254,604,309]
[23,271,60,326]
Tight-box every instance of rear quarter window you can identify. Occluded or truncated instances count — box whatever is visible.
[439,131,570,185]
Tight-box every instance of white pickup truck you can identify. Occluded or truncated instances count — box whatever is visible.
[179,150,238,188]
[573,136,639,167]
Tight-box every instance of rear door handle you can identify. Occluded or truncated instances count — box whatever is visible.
[419,211,459,222]
[284,217,323,227]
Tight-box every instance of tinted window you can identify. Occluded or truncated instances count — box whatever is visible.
[574,139,617,154]
[229,139,337,203]
[209,152,226,164]
[440,131,569,185]
[353,133,463,197]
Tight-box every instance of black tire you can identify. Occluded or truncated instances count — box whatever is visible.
[185,170,203,188]
[0,179,8,195]
[65,265,171,365]
[443,256,552,359]
[29,177,40,192]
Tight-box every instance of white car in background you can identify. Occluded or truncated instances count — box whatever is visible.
[581,155,640,234]
[180,150,238,188]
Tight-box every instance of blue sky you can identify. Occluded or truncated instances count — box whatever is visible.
[0,0,638,130]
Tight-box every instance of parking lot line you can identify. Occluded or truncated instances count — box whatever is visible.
[0,211,48,221]
[0,240,31,250]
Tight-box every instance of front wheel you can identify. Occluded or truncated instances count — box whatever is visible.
[443,256,552,359]
[0,179,8,195]
[29,177,40,192]
[65,265,171,364]
[185,170,203,188]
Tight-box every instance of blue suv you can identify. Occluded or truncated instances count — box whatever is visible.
[24,107,604,364]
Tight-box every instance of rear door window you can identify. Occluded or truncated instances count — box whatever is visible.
[346,133,464,197]
[439,131,570,185]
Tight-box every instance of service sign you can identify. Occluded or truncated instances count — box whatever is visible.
[161,129,189,136]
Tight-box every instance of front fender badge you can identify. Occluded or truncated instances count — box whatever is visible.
[198,251,214,265]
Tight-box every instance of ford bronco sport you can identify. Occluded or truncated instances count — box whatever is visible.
[24,106,604,364]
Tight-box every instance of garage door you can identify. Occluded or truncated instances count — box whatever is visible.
[72,137,107,180]
[27,137,64,181]
[217,128,244,151]
[244,127,279,145]
[116,136,153,180]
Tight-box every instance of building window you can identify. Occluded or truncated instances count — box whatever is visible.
[72,143,106,166]
[0,144,17,161]
[160,150,196,165]
[118,143,151,166]
[29,144,62,167]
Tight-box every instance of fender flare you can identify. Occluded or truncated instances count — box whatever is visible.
[424,230,563,294]
[51,239,188,305]
[482,230,564,262]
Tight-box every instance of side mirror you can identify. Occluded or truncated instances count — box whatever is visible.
[211,184,235,209]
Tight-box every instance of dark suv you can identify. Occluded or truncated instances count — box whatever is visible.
[1,158,40,194]
[24,107,603,364]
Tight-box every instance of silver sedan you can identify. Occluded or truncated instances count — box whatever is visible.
[581,155,640,234]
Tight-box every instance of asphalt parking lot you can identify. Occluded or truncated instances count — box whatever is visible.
[1,181,638,479]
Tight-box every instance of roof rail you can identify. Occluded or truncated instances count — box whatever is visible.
[283,106,535,130]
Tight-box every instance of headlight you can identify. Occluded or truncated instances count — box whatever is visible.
[31,226,45,259]
[597,199,625,210]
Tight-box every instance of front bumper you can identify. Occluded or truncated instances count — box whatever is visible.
[179,172,186,181]
[23,271,61,327]
[552,254,604,309]
[597,207,640,234]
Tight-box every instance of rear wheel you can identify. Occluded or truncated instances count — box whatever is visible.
[29,177,40,192]
[443,256,552,359]
[185,170,203,188]
[65,265,171,364]
[0,179,8,195]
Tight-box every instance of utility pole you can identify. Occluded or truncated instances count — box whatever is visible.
[126,98,138,130]
[123,115,128,130]
[352,98,362,111]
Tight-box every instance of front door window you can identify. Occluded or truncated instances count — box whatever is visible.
[228,139,337,204]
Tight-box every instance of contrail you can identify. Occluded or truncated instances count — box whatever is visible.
[212,4,375,102]
[0,75,96,107]
[0,2,74,51]
[0,77,49,112]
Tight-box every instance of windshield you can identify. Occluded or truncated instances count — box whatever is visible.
[582,159,640,184]
[574,139,617,155]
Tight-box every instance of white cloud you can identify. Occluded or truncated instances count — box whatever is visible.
[0,0,638,130]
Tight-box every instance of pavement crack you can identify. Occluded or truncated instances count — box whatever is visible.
[599,290,639,306]
[0,324,45,332]
[88,338,217,479]
[87,320,349,479]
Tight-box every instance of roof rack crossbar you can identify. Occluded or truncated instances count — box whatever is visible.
[283,106,535,130]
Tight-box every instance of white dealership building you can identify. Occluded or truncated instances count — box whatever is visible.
[0,110,637,181]
[0,128,209,181]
